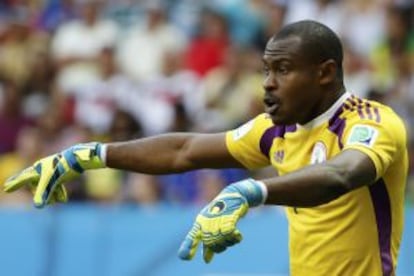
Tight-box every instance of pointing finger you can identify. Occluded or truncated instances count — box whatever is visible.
[3,166,39,193]
[178,223,201,261]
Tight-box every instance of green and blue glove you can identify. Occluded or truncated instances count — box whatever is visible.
[3,142,106,208]
[178,178,267,263]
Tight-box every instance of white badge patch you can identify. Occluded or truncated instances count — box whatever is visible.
[310,141,327,164]
[347,124,378,147]
[233,119,254,140]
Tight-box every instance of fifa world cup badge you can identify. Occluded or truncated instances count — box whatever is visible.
[347,125,378,147]
[310,141,327,164]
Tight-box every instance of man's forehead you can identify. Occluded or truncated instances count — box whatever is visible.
[263,36,303,60]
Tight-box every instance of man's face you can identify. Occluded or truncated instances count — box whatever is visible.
[262,36,322,125]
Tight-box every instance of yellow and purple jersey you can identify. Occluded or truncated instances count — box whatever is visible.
[226,92,408,275]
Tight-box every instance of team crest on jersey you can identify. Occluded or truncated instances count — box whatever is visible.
[232,119,254,140]
[310,141,327,164]
[347,124,378,147]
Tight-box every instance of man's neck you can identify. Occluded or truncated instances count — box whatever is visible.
[298,85,346,128]
[317,85,346,115]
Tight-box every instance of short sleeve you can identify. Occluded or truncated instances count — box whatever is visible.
[225,114,273,170]
[342,110,406,179]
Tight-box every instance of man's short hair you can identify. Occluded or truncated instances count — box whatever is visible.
[273,20,344,79]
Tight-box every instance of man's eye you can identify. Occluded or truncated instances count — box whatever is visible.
[277,66,289,74]
[263,67,270,76]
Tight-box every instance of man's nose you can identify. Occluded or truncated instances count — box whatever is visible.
[263,73,278,91]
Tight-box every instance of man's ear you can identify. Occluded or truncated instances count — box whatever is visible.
[318,59,337,85]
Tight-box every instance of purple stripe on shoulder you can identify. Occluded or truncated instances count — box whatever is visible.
[374,107,381,123]
[343,102,353,110]
[369,179,393,276]
[365,102,373,120]
[328,105,346,149]
[259,125,296,157]
[357,106,365,119]
[347,97,357,106]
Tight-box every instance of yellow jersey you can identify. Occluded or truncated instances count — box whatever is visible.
[226,92,408,276]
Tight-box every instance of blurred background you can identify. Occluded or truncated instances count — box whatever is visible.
[0,0,413,275]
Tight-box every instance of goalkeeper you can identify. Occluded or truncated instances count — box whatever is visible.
[4,20,407,276]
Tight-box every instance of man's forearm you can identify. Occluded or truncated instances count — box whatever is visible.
[262,157,375,207]
[105,133,195,174]
[104,132,239,174]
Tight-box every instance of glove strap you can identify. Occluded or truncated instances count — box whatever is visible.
[63,142,106,171]
[62,150,85,173]
[225,178,268,207]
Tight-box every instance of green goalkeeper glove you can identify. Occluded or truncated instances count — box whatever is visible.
[178,178,267,263]
[3,142,106,208]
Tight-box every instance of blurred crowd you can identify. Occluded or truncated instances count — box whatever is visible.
[0,0,413,207]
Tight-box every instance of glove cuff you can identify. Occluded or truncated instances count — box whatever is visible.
[63,142,106,172]
[97,143,107,166]
[81,142,106,169]
[225,178,268,207]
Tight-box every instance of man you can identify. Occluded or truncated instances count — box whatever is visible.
[4,20,407,275]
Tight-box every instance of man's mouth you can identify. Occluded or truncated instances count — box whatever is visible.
[264,98,280,115]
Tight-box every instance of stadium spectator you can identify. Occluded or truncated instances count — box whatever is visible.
[184,8,229,76]
[213,0,267,46]
[340,0,385,56]
[0,80,33,153]
[37,0,77,32]
[51,0,118,94]
[140,49,203,132]
[200,46,263,131]
[370,5,414,91]
[285,0,344,34]
[0,127,41,206]
[253,0,287,51]
[70,47,128,135]
[0,16,48,89]
[116,0,187,82]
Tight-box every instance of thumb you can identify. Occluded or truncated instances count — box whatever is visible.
[178,223,201,261]
[53,184,68,203]
[33,156,61,208]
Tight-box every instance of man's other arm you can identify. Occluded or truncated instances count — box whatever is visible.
[263,149,377,207]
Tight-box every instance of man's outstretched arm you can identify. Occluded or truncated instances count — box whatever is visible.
[3,133,242,207]
[106,133,243,174]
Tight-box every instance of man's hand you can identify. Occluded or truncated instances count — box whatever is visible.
[3,142,105,208]
[178,178,266,263]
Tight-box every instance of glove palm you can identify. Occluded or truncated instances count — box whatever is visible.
[178,179,264,263]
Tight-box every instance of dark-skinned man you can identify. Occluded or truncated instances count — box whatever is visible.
[4,20,407,276]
